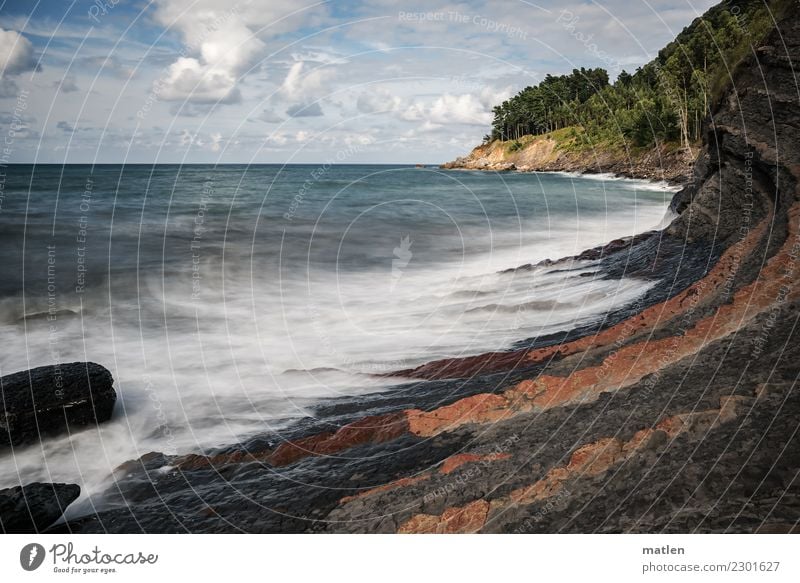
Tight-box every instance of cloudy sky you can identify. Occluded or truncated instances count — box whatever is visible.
[0,0,716,164]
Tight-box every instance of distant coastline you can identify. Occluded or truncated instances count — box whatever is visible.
[440,131,695,185]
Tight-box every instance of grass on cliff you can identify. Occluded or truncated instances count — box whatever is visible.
[488,0,793,153]
[495,125,665,159]
[708,0,795,101]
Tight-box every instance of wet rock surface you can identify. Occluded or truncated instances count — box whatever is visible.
[57,10,800,533]
[1,482,80,533]
[0,362,116,447]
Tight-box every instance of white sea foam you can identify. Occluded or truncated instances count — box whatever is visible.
[0,169,672,502]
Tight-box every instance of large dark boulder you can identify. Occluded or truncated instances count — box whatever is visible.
[0,362,116,447]
[0,482,81,533]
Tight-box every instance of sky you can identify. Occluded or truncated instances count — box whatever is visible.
[0,0,718,164]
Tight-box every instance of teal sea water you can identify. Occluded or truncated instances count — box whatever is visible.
[0,164,676,493]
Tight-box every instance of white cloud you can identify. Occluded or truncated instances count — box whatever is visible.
[399,101,426,122]
[429,93,494,125]
[179,129,195,146]
[210,132,223,151]
[0,28,37,77]
[355,83,511,128]
[278,60,332,117]
[356,88,403,114]
[160,57,241,103]
[267,132,288,146]
[151,0,319,104]
[280,61,331,100]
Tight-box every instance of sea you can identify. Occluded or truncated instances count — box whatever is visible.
[0,163,678,496]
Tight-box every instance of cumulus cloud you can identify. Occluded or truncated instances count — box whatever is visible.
[399,101,426,122]
[0,28,37,77]
[356,85,511,127]
[160,57,242,103]
[151,0,320,104]
[274,60,332,117]
[356,88,403,114]
[429,93,494,125]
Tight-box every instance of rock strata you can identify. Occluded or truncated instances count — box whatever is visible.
[57,9,800,534]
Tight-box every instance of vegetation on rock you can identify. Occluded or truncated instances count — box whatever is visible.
[489,0,792,150]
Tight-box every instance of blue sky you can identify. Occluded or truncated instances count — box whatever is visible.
[0,0,717,163]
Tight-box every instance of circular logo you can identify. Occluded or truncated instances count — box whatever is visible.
[20,543,46,571]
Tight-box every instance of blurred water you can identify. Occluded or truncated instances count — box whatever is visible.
[0,163,675,493]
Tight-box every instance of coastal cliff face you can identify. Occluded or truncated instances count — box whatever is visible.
[441,131,695,183]
[61,10,800,534]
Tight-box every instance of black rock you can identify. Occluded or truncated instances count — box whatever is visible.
[0,482,80,533]
[0,362,116,447]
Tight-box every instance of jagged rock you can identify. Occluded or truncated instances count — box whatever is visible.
[0,482,80,533]
[0,362,116,447]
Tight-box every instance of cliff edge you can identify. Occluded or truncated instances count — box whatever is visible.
[441,130,695,183]
[62,7,800,534]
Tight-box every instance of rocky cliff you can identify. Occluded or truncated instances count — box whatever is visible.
[60,8,800,533]
[441,129,695,183]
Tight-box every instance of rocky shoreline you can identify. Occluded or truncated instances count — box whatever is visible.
[0,363,115,532]
[3,9,799,534]
[440,131,696,184]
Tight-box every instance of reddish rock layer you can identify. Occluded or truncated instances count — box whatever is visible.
[395,205,772,381]
[267,412,409,466]
[172,198,795,473]
[338,451,511,504]
[398,394,754,533]
[401,202,798,437]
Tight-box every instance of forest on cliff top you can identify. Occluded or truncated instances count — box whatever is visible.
[488,0,792,151]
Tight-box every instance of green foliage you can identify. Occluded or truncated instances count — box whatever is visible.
[489,0,786,151]
[507,140,524,152]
